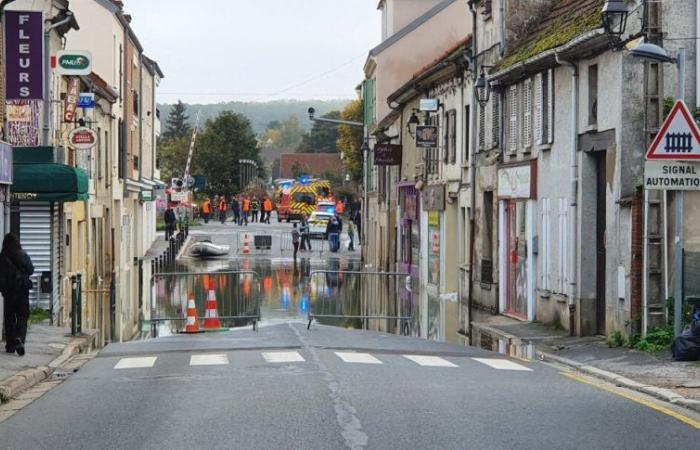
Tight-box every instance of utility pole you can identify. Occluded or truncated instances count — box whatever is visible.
[674,48,686,337]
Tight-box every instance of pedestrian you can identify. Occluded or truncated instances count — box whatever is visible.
[347,221,355,251]
[326,216,341,253]
[218,196,228,224]
[292,222,301,262]
[263,197,273,224]
[353,209,362,245]
[336,199,346,216]
[0,234,34,356]
[300,214,312,251]
[201,198,212,224]
[164,207,177,240]
[251,197,260,223]
[242,196,251,226]
[231,195,241,225]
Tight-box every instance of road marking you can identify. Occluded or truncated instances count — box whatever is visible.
[114,357,157,369]
[472,358,533,371]
[262,351,305,363]
[335,352,383,364]
[563,372,700,430]
[189,354,229,366]
[403,355,457,367]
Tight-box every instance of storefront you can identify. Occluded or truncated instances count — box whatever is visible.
[398,182,420,336]
[498,161,537,321]
[422,183,445,340]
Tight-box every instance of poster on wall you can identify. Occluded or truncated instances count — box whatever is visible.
[428,211,440,285]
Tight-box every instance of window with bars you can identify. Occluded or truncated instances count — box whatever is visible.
[523,79,533,149]
[508,85,518,153]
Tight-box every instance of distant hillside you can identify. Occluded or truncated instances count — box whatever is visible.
[157,99,351,133]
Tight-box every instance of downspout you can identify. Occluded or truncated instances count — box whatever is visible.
[696,3,700,109]
[43,12,75,146]
[138,55,143,184]
[555,51,579,336]
[467,0,478,342]
[498,0,506,56]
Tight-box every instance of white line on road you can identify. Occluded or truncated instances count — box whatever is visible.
[189,354,229,366]
[403,355,458,367]
[114,357,157,369]
[472,358,532,371]
[335,352,383,364]
[262,351,305,363]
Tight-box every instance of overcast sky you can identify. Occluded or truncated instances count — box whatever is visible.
[123,0,381,104]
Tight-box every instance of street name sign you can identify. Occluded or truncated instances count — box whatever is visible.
[644,161,700,190]
[646,100,700,160]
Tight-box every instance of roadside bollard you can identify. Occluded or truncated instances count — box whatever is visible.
[70,274,83,336]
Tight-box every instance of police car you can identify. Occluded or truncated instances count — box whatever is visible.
[308,211,334,238]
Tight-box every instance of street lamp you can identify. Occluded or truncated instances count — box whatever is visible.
[407,111,420,138]
[630,42,686,338]
[474,69,491,107]
[602,0,629,37]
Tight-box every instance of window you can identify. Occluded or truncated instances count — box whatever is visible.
[447,109,457,164]
[427,114,440,175]
[464,105,470,163]
[557,198,568,294]
[588,64,598,126]
[481,191,494,284]
[118,119,125,179]
[534,73,543,145]
[545,69,554,143]
[97,127,103,180]
[363,79,376,126]
[478,103,486,150]
[540,198,551,291]
[133,92,139,116]
[523,79,533,149]
[105,130,110,181]
[491,94,500,148]
[508,85,518,153]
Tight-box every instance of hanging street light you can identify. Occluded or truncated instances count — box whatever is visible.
[602,0,629,37]
[474,70,491,107]
[407,111,420,138]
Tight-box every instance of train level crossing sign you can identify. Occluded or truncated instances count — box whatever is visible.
[646,100,700,160]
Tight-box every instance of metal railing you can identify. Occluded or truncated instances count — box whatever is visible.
[306,270,412,335]
[149,270,261,337]
[281,232,327,256]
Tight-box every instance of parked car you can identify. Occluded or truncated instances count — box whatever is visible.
[308,211,334,238]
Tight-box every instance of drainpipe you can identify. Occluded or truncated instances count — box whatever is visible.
[555,51,579,336]
[498,0,506,57]
[43,11,75,146]
[139,55,143,184]
[467,0,478,342]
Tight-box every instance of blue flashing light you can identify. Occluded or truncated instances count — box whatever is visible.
[299,176,311,185]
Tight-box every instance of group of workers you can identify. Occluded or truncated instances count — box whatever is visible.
[200,195,274,225]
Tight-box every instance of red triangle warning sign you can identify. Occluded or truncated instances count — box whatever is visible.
[647,100,700,160]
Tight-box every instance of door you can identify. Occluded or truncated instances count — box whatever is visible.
[505,200,528,319]
[595,153,607,335]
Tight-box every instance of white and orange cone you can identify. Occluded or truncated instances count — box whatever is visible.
[184,292,201,334]
[204,276,223,331]
[242,233,251,255]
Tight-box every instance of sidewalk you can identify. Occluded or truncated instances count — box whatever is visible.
[0,324,97,403]
[471,316,700,412]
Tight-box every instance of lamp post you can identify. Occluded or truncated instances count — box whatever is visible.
[631,42,686,337]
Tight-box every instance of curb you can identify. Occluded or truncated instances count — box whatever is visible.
[541,351,700,414]
[0,331,97,403]
[176,236,194,260]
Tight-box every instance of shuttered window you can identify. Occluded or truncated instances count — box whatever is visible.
[448,109,457,164]
[479,103,486,150]
[523,79,533,149]
[508,85,517,153]
[534,73,543,145]
[546,69,554,143]
[491,93,500,148]
[557,198,568,294]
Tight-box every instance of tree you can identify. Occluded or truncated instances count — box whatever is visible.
[297,111,341,153]
[162,100,191,141]
[259,115,305,150]
[157,137,191,184]
[337,99,364,182]
[194,111,260,195]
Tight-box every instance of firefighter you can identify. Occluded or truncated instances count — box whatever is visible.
[263,197,273,224]
[201,198,212,224]
[336,199,346,216]
[251,197,260,222]
[242,196,251,226]
[218,196,228,224]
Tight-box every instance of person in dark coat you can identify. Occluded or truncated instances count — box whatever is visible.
[164,208,177,240]
[0,234,34,356]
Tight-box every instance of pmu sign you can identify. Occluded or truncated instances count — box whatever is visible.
[3,11,44,100]
[646,100,700,160]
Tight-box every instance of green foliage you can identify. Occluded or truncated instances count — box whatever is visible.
[194,111,260,195]
[632,326,674,353]
[162,100,191,141]
[663,97,700,125]
[259,115,306,150]
[297,111,341,153]
[337,99,364,183]
[157,137,191,183]
[608,330,627,348]
[29,307,50,324]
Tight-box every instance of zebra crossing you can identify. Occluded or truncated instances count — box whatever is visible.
[113,351,533,371]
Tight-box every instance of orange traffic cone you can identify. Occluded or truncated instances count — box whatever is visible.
[242,233,251,255]
[204,276,223,331]
[184,292,201,334]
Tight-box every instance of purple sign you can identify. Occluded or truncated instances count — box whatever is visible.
[0,142,13,184]
[4,11,44,100]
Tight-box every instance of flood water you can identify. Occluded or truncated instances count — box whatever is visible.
[151,256,412,337]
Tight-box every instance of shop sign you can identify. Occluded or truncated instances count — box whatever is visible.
[64,77,81,122]
[420,98,439,112]
[68,127,97,150]
[374,144,402,166]
[6,104,32,122]
[498,163,536,199]
[644,161,700,191]
[78,93,95,108]
[141,191,153,201]
[423,184,445,211]
[0,142,13,184]
[416,125,438,148]
[428,211,440,286]
[4,11,44,100]
[56,51,92,76]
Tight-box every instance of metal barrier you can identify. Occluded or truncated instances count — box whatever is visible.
[150,270,261,337]
[306,270,412,335]
[281,231,326,256]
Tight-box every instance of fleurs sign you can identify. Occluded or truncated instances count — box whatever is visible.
[374,144,402,166]
[416,125,438,148]
[4,11,44,100]
[56,51,92,76]
[68,127,97,150]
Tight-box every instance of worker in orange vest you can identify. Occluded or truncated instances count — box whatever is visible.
[242,196,251,226]
[336,199,345,215]
[263,197,273,224]
[218,196,228,224]
[201,198,212,224]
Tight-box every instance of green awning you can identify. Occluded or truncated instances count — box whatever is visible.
[12,163,89,202]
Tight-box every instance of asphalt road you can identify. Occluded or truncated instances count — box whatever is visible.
[1,322,698,449]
